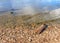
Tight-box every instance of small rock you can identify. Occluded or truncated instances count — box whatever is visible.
[28,37,32,42]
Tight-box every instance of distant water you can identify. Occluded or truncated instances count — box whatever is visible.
[0,0,60,15]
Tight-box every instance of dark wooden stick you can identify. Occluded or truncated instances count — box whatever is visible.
[39,24,48,34]
[34,24,48,34]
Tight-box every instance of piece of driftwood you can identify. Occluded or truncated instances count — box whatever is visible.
[34,24,48,34]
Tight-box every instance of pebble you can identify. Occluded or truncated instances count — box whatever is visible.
[28,37,32,42]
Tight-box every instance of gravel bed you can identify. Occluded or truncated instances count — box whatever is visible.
[0,23,60,43]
